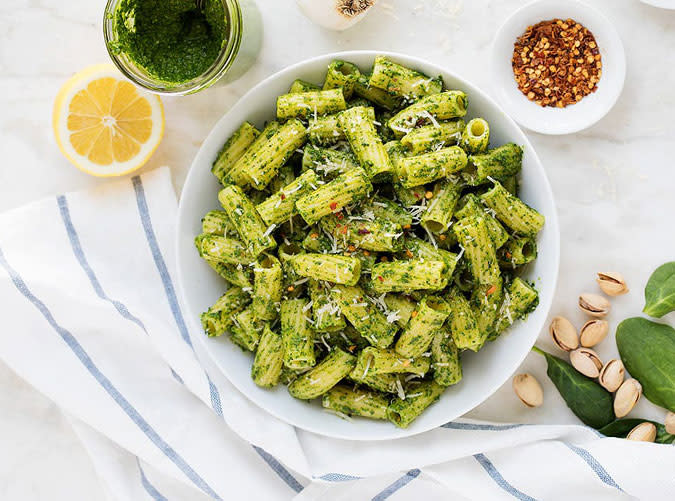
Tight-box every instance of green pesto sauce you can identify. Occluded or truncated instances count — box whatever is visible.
[113,0,227,84]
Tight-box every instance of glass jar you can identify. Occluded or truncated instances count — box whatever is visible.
[103,0,243,95]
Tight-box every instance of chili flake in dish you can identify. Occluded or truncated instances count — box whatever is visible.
[512,18,602,108]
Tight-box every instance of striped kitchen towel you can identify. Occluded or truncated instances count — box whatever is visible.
[0,167,671,501]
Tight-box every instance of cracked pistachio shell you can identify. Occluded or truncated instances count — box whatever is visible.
[614,378,642,418]
[665,412,675,435]
[597,272,629,296]
[578,293,611,317]
[549,316,579,351]
[580,319,609,347]
[569,347,603,378]
[626,422,656,442]
[598,359,625,392]
[512,373,544,408]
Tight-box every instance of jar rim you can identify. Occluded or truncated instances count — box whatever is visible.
[103,0,243,95]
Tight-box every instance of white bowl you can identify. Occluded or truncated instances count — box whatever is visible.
[176,51,560,440]
[491,0,626,135]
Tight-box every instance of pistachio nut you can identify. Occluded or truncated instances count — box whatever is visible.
[626,422,656,442]
[579,319,609,347]
[569,347,603,378]
[614,378,642,418]
[549,316,579,351]
[578,293,611,317]
[512,373,544,408]
[597,272,629,296]
[598,359,625,392]
[665,412,675,435]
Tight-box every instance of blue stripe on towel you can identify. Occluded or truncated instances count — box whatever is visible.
[0,247,222,500]
[57,195,147,333]
[252,445,305,493]
[474,453,537,501]
[131,176,305,492]
[131,177,223,412]
[137,458,168,501]
[131,176,193,348]
[58,195,186,389]
[564,443,623,492]
[318,473,362,482]
[372,469,421,501]
[442,421,527,432]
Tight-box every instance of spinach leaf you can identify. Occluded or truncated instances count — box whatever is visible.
[598,418,675,444]
[644,262,675,318]
[616,318,675,412]
[532,346,614,429]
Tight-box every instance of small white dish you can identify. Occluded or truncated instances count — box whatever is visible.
[639,0,675,9]
[491,0,626,135]
[176,51,560,440]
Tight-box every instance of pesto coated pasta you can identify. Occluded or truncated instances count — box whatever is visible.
[195,56,546,428]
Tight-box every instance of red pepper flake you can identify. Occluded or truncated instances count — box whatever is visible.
[340,225,349,235]
[348,345,357,352]
[348,244,356,252]
[486,284,497,296]
[439,234,446,241]
[402,224,411,230]
[425,191,433,200]
[310,232,319,239]
[280,193,286,200]
[413,192,421,199]
[411,310,418,318]
[505,251,513,259]
[362,250,370,256]
[380,256,388,262]
[405,249,413,258]
[377,275,384,282]
[287,285,295,292]
[336,212,344,220]
[329,201,338,211]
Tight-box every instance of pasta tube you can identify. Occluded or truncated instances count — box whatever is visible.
[200,287,251,337]
[211,121,260,185]
[338,106,394,180]
[323,60,361,99]
[332,285,398,349]
[480,181,545,236]
[395,296,450,358]
[322,385,388,420]
[295,167,372,225]
[280,299,316,370]
[252,254,283,321]
[251,325,284,388]
[288,348,356,400]
[277,89,347,120]
[218,185,276,258]
[370,259,448,294]
[387,381,445,428]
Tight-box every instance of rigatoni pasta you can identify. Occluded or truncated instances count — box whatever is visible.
[195,56,545,428]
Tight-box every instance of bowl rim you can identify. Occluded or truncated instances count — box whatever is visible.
[176,49,561,440]
[490,0,626,135]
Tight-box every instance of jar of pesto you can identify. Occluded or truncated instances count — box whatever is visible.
[104,0,243,95]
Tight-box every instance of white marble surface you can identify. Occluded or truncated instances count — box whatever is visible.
[1,0,675,498]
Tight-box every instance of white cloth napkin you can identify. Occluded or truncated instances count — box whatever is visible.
[0,167,672,501]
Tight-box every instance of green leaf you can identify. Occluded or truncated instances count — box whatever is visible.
[532,346,614,429]
[616,318,675,412]
[598,418,675,444]
[644,262,675,318]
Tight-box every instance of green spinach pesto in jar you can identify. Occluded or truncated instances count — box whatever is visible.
[113,0,228,84]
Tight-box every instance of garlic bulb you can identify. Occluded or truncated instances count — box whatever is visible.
[296,0,377,31]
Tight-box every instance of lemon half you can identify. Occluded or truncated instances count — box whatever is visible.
[53,64,164,177]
